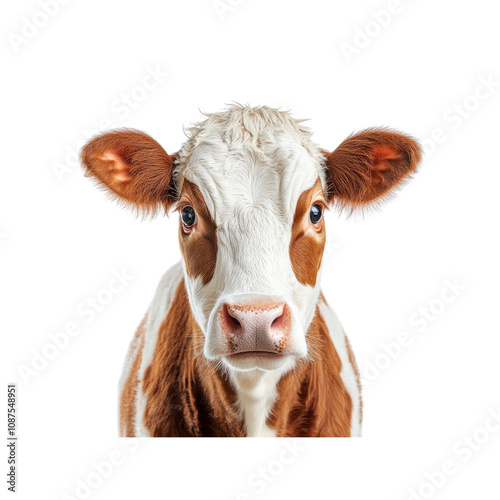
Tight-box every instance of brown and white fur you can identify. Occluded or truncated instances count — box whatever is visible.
[81,105,421,437]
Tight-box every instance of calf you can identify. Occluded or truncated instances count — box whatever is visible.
[81,105,421,437]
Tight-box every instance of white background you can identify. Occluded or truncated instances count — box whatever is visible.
[2,0,499,499]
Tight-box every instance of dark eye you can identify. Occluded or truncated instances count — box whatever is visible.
[309,204,323,225]
[181,206,197,227]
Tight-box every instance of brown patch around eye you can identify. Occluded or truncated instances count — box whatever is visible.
[289,178,326,287]
[178,180,217,285]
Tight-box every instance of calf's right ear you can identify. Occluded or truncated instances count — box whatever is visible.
[80,129,177,215]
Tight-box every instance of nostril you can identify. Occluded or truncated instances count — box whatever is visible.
[270,305,290,334]
[222,304,242,334]
[271,312,285,330]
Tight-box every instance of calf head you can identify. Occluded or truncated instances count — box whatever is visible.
[81,106,421,375]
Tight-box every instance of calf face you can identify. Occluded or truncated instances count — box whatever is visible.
[81,105,420,375]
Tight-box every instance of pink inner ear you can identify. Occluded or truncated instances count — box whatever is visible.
[370,145,401,185]
[99,150,133,182]
[372,145,401,171]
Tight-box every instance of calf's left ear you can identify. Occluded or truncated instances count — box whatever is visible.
[323,128,422,208]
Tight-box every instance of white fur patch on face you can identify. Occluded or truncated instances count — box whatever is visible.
[176,107,328,370]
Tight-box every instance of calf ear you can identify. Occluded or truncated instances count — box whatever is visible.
[80,129,177,215]
[323,129,421,208]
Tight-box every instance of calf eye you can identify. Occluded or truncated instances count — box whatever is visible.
[181,206,197,227]
[309,204,323,225]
